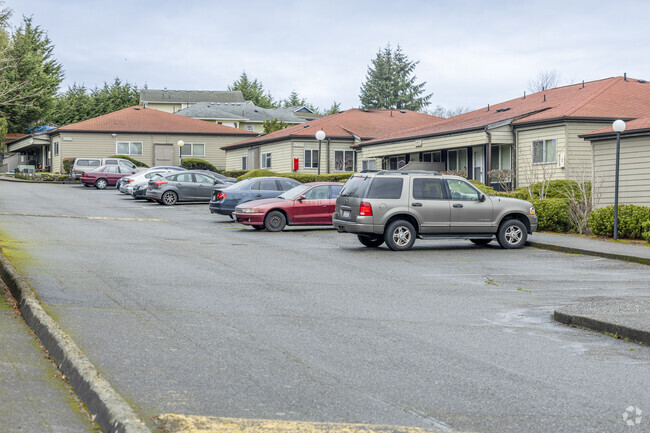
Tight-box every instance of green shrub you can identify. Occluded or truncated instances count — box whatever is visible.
[642,221,650,243]
[223,170,248,178]
[469,180,498,196]
[180,158,217,171]
[109,155,149,168]
[237,169,353,183]
[511,180,587,200]
[62,157,75,174]
[588,205,650,239]
[531,198,574,232]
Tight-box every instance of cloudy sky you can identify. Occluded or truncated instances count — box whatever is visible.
[5,0,649,113]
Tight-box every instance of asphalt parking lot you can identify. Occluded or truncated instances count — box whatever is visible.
[1,182,649,433]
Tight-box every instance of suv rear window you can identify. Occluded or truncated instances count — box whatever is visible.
[340,176,371,198]
[367,178,403,199]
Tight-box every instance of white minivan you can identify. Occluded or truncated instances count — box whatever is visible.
[68,157,139,180]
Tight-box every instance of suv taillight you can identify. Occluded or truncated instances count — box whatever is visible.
[153,180,167,186]
[359,202,373,216]
[216,192,226,199]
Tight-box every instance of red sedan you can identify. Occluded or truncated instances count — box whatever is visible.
[81,165,137,189]
[233,182,343,231]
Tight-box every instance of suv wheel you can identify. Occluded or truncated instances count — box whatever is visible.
[95,178,108,189]
[384,220,416,251]
[161,191,178,206]
[357,235,384,248]
[265,211,286,232]
[497,219,527,249]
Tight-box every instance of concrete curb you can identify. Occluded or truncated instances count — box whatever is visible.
[527,241,650,266]
[0,253,150,433]
[554,309,650,346]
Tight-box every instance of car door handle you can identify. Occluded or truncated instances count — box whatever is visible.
[412,202,423,207]
[453,203,463,208]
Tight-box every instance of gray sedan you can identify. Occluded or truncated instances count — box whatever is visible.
[145,170,234,205]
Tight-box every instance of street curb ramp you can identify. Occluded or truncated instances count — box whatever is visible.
[0,253,150,433]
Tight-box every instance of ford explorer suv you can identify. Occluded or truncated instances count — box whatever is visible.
[332,170,537,251]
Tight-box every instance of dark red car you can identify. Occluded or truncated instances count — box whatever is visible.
[81,165,137,189]
[233,182,343,231]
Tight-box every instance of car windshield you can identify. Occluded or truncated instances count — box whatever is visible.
[277,185,311,200]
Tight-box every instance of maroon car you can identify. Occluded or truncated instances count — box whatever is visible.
[233,182,343,231]
[81,165,136,189]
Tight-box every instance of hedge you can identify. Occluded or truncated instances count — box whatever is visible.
[109,155,149,168]
[642,221,650,243]
[510,180,587,200]
[62,157,75,174]
[588,204,650,239]
[237,169,353,183]
[180,158,218,171]
[531,198,574,233]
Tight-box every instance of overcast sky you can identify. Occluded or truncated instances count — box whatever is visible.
[5,0,649,113]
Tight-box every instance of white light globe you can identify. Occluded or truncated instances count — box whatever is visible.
[315,130,326,141]
[612,120,626,133]
[177,140,185,147]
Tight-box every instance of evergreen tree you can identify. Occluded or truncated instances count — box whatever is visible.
[359,44,431,112]
[0,16,63,133]
[324,101,341,116]
[263,118,288,134]
[227,71,275,108]
[282,90,306,108]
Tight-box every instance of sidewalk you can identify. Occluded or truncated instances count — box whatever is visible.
[528,232,650,345]
[0,281,98,432]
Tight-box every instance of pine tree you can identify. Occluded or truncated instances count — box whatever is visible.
[227,71,275,108]
[359,44,431,112]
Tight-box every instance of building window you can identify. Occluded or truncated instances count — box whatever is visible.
[180,143,205,157]
[334,150,354,172]
[116,141,143,156]
[532,139,556,164]
[422,151,441,163]
[362,159,376,171]
[244,125,255,131]
[242,156,247,170]
[447,149,468,173]
[53,141,59,156]
[490,144,511,170]
[304,149,319,168]
[261,152,271,169]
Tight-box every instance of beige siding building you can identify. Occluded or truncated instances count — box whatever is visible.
[7,106,256,173]
[139,90,245,113]
[582,117,650,208]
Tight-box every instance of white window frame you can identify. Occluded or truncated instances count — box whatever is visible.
[362,159,376,171]
[241,156,248,170]
[180,142,205,157]
[531,139,557,164]
[334,150,354,172]
[304,149,319,169]
[261,152,271,169]
[115,141,143,156]
[244,125,255,131]
[447,149,468,172]
[53,141,59,156]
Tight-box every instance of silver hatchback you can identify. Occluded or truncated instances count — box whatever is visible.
[332,170,537,250]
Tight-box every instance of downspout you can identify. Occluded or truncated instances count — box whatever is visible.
[327,138,330,173]
[484,126,492,186]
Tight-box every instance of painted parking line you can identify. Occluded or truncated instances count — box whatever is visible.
[152,414,463,433]
[0,212,166,222]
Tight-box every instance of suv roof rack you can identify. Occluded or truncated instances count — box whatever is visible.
[372,170,441,176]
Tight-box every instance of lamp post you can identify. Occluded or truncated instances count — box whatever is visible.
[315,130,326,175]
[177,140,184,166]
[612,119,626,240]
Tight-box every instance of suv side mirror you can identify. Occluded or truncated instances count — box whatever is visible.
[480,193,487,202]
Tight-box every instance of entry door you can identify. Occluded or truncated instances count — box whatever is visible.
[154,144,173,166]
[472,147,484,183]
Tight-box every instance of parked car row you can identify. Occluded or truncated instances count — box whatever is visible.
[78,166,538,250]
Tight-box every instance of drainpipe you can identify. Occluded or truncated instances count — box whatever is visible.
[327,138,330,173]
[484,126,492,186]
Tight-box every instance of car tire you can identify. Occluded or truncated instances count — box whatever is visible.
[95,178,108,190]
[161,191,178,206]
[357,235,384,248]
[264,211,286,232]
[497,219,527,249]
[252,225,265,231]
[384,220,416,251]
[470,239,492,245]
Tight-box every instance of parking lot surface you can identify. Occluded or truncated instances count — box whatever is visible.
[1,182,649,433]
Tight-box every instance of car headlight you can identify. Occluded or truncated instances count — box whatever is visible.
[237,208,259,213]
[530,206,535,215]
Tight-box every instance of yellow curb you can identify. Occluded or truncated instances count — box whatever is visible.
[152,414,459,433]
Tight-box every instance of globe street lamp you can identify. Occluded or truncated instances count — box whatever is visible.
[177,140,185,165]
[315,130,326,175]
[612,119,626,240]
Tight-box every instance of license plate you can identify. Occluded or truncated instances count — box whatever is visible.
[342,210,350,218]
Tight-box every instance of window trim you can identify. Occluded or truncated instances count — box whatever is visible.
[115,141,143,156]
[261,152,272,169]
[334,150,354,172]
[304,149,319,169]
[241,156,247,170]
[53,141,59,157]
[531,139,557,165]
[180,142,205,157]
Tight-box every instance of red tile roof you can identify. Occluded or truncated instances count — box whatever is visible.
[56,106,257,136]
[222,109,442,149]
[360,76,650,147]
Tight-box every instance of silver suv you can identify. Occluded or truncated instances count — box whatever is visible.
[332,170,537,251]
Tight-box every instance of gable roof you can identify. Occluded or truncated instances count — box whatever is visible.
[360,76,650,147]
[176,101,310,124]
[55,106,258,136]
[140,89,245,104]
[581,115,650,140]
[222,108,442,150]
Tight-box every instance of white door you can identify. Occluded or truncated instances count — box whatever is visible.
[472,147,484,183]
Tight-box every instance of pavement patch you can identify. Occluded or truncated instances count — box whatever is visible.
[0,212,166,222]
[152,414,460,433]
